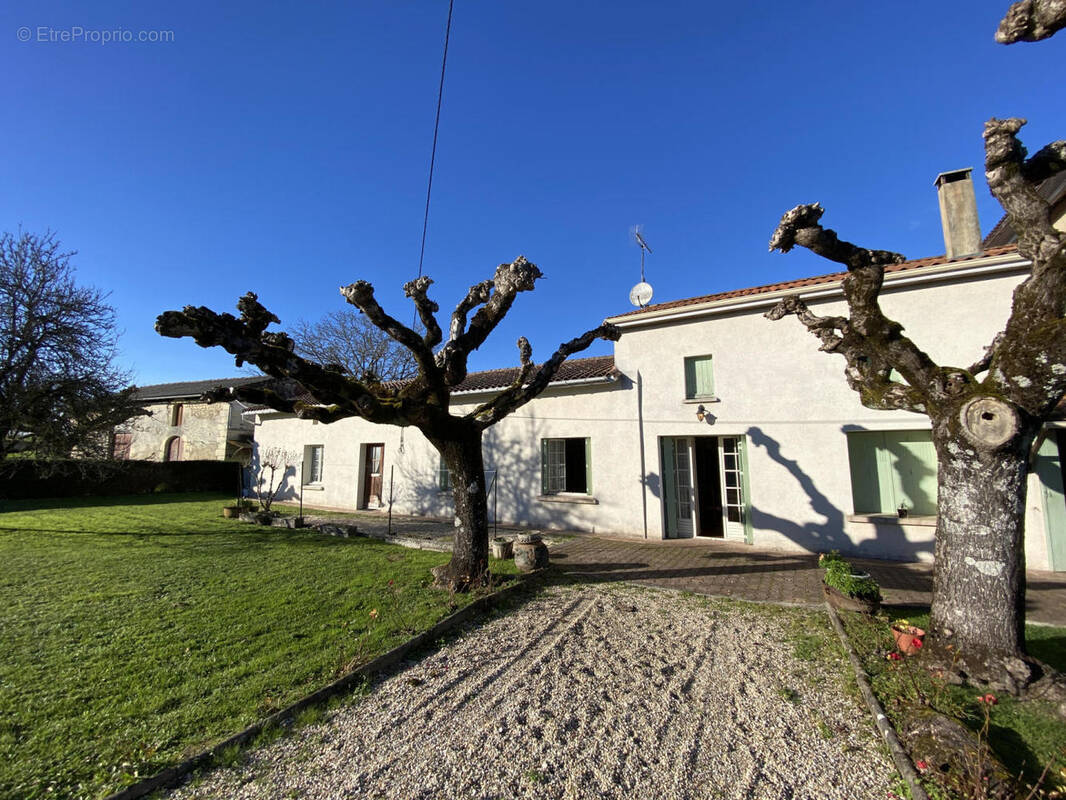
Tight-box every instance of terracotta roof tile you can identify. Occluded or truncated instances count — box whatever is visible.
[452,354,617,393]
[246,355,618,413]
[610,245,1021,319]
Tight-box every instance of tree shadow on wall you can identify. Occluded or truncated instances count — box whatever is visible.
[745,426,934,565]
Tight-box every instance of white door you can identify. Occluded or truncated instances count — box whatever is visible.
[719,436,746,541]
[662,437,697,538]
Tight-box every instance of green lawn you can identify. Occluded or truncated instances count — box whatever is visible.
[840,608,1066,796]
[0,493,514,800]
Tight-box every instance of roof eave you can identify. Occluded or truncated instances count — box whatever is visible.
[243,373,620,418]
[607,251,1029,330]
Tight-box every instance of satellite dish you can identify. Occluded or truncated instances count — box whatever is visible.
[629,281,654,307]
[628,225,654,307]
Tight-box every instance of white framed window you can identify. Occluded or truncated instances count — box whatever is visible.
[684,355,715,400]
[540,438,591,495]
[304,445,324,485]
[847,430,936,516]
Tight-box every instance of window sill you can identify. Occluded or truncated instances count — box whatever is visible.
[848,513,936,528]
[302,484,325,492]
[537,494,599,505]
[683,397,719,404]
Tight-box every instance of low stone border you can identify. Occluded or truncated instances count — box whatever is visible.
[315,522,361,538]
[103,576,532,800]
[823,602,929,800]
[362,530,452,552]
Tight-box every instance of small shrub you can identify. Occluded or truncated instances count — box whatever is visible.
[822,557,881,601]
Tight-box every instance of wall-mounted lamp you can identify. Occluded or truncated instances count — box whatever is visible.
[696,405,716,425]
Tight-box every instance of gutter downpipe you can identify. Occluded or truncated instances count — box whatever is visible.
[637,370,648,539]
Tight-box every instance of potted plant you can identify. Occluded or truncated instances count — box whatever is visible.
[891,619,926,655]
[222,499,252,518]
[819,551,881,614]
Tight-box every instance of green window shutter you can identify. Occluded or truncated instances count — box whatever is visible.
[684,356,714,398]
[541,439,549,495]
[694,356,714,397]
[584,438,592,495]
[848,432,886,513]
[1036,432,1066,570]
[684,358,697,399]
[848,430,937,514]
[438,456,450,491]
[661,437,678,537]
[885,431,937,516]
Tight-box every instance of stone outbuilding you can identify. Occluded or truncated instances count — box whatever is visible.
[114,377,268,463]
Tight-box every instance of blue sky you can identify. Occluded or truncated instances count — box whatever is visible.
[2,1,1062,386]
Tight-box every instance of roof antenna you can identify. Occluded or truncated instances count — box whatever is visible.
[628,225,654,308]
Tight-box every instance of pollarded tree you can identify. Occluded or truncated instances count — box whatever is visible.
[157,257,619,590]
[765,5,1066,690]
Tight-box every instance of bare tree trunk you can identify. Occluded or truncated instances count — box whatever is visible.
[429,424,490,592]
[928,412,1038,689]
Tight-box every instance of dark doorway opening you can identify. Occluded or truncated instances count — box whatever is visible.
[694,436,723,537]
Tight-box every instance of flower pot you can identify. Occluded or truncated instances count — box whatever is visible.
[892,624,926,655]
[222,505,241,518]
[823,583,880,615]
[490,537,513,560]
[513,533,549,572]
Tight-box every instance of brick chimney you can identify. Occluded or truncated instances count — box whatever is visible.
[935,168,982,259]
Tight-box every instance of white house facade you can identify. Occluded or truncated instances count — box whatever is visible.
[246,171,1066,571]
[245,241,1066,572]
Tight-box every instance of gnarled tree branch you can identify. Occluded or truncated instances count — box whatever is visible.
[471,322,621,429]
[442,256,544,386]
[403,276,443,350]
[983,120,1066,415]
[769,204,948,403]
[984,118,1059,257]
[996,0,1066,42]
[340,280,441,386]
[156,293,404,425]
[765,295,927,413]
[202,383,358,424]
[1022,140,1066,183]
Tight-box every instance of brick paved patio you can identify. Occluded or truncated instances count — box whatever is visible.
[550,534,1066,626]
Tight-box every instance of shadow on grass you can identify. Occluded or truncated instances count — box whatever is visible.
[1027,631,1066,672]
[988,723,1051,788]
[0,492,232,513]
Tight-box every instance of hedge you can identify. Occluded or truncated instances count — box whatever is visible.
[0,459,241,500]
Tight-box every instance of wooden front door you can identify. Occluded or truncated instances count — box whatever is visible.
[362,443,384,508]
[165,436,183,462]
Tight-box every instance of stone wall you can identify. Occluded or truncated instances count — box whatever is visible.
[123,400,250,462]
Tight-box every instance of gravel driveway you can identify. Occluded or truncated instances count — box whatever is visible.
[169,585,895,800]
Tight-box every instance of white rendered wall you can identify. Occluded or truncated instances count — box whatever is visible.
[251,261,1059,569]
